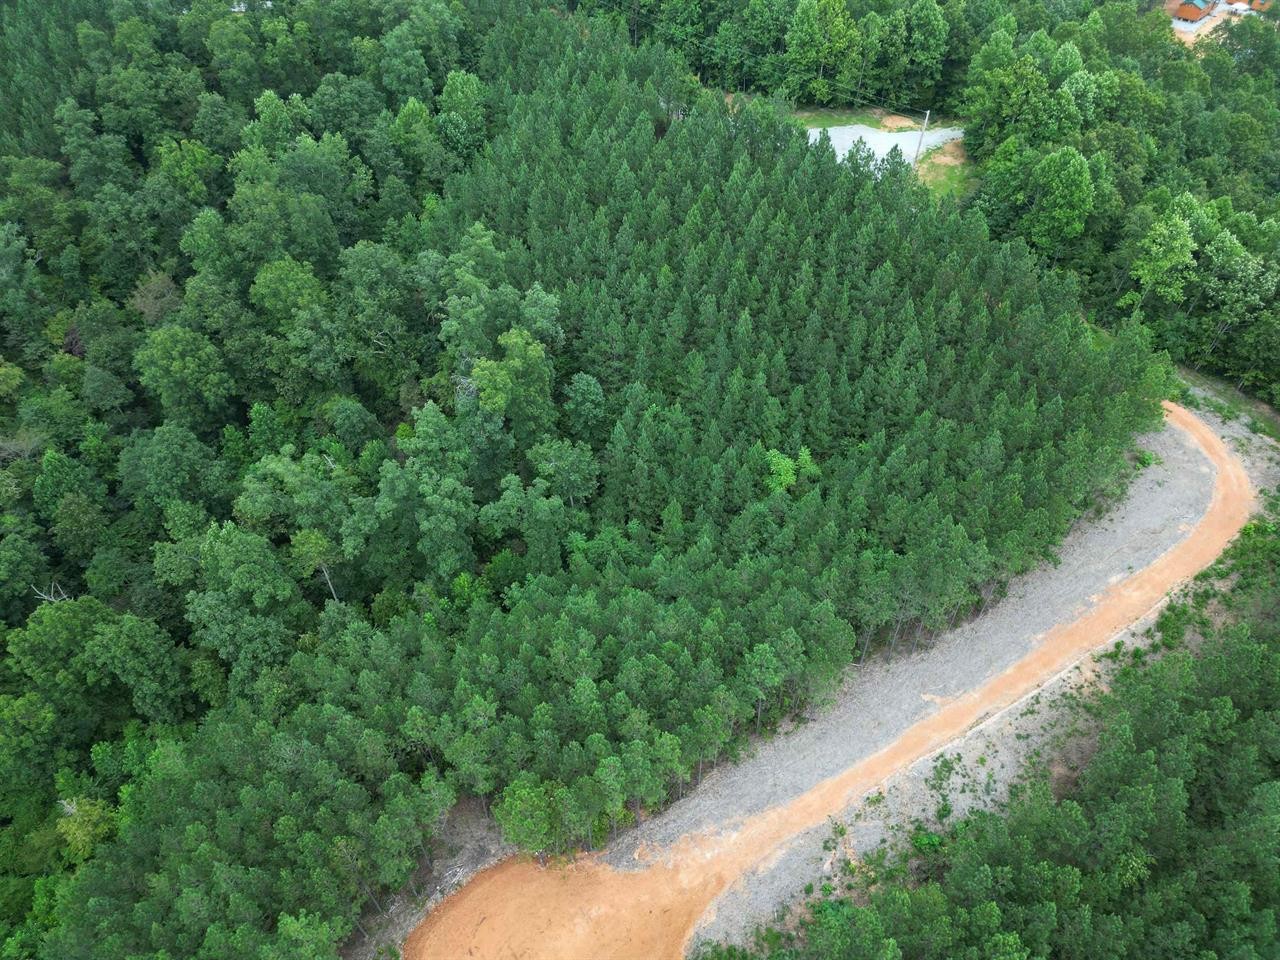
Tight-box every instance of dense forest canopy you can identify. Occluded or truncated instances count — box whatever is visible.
[0,0,1202,957]
[703,497,1280,960]
[586,0,1280,402]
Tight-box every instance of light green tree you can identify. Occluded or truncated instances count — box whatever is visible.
[1021,147,1094,258]
[1122,213,1197,309]
[472,327,556,452]
[134,325,234,427]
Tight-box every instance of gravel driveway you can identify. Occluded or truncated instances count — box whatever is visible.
[809,123,964,164]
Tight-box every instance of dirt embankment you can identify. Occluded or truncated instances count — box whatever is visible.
[403,402,1255,960]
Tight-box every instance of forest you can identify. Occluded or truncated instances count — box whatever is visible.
[0,0,1264,958]
[702,494,1280,960]
[589,0,1280,402]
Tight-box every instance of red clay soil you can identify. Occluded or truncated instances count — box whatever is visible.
[403,402,1254,960]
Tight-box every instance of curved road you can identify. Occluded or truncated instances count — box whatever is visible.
[404,402,1254,960]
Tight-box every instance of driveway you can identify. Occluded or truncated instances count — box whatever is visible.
[809,123,964,164]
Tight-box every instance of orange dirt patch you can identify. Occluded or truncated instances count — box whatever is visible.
[879,113,918,131]
[403,402,1253,960]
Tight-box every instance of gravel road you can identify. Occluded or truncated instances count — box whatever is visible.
[607,419,1207,874]
[687,402,1280,950]
[396,404,1260,960]
[808,124,964,164]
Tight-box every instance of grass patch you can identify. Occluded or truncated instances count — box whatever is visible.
[1177,366,1280,443]
[792,106,890,129]
[917,140,979,200]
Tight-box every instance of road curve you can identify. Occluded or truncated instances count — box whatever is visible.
[404,402,1254,960]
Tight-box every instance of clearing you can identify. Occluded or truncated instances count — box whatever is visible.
[1165,0,1255,45]
[398,402,1257,960]
[916,139,978,198]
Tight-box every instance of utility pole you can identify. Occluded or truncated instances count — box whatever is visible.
[912,109,931,166]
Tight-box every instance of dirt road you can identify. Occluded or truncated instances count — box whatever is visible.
[403,402,1254,960]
